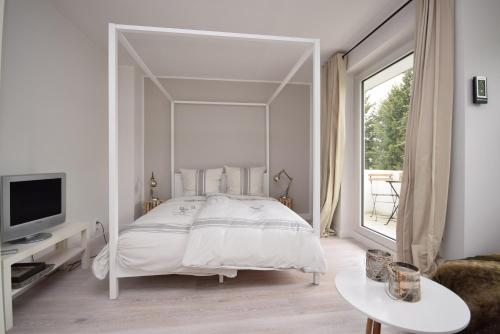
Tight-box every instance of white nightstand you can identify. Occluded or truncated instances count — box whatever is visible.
[1,222,89,330]
[335,268,470,334]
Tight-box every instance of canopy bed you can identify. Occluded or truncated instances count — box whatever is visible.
[103,23,323,299]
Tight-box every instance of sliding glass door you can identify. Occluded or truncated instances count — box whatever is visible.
[361,53,413,240]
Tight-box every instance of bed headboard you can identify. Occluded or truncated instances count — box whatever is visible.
[173,172,269,198]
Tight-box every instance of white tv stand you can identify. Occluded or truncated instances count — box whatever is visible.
[1,222,89,331]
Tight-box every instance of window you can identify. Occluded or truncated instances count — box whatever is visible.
[361,53,413,240]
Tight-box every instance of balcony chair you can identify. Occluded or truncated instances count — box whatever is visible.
[368,173,398,222]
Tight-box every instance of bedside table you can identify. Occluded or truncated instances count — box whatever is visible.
[143,199,165,214]
[278,196,292,209]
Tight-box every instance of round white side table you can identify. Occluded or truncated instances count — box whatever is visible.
[335,269,470,334]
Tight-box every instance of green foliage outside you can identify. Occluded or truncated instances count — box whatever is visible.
[364,70,413,170]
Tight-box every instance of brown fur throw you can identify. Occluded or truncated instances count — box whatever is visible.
[433,254,500,334]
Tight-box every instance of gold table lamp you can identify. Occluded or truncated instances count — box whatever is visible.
[150,172,159,202]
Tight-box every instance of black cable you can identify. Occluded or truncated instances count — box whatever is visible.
[62,222,108,272]
[343,0,413,59]
[96,221,107,244]
[64,254,100,272]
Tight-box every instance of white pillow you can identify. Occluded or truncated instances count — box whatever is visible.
[179,168,223,196]
[224,166,266,196]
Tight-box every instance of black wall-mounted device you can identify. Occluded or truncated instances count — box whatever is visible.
[473,76,488,104]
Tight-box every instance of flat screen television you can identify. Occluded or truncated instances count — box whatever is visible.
[1,173,66,244]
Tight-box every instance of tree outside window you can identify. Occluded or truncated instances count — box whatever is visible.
[364,70,413,171]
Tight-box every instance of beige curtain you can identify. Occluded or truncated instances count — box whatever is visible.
[320,53,346,237]
[397,0,454,275]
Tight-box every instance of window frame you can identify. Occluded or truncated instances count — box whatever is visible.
[353,44,414,251]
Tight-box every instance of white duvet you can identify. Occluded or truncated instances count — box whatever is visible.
[93,196,236,279]
[93,194,326,280]
[182,194,326,273]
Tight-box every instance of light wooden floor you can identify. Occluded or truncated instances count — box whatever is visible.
[9,238,405,334]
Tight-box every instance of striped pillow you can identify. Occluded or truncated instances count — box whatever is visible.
[224,166,266,196]
[180,168,223,196]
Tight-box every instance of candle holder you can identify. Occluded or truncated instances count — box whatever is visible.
[366,249,392,282]
[386,262,421,302]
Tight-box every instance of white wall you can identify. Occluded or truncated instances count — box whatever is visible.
[174,104,267,169]
[117,66,144,225]
[0,0,107,233]
[144,79,171,200]
[269,84,311,215]
[442,0,500,259]
[118,66,135,226]
[133,67,144,219]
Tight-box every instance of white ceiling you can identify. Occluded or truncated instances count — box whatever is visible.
[51,0,407,82]
[122,32,313,82]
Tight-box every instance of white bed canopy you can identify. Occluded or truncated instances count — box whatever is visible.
[108,23,321,298]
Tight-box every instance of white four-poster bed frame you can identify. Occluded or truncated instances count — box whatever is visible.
[108,23,321,299]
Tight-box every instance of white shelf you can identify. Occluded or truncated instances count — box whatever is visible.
[12,247,84,299]
[1,223,88,266]
[2,222,89,330]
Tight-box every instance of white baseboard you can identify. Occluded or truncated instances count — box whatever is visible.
[350,231,395,256]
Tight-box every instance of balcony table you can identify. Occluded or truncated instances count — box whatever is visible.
[385,180,401,225]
